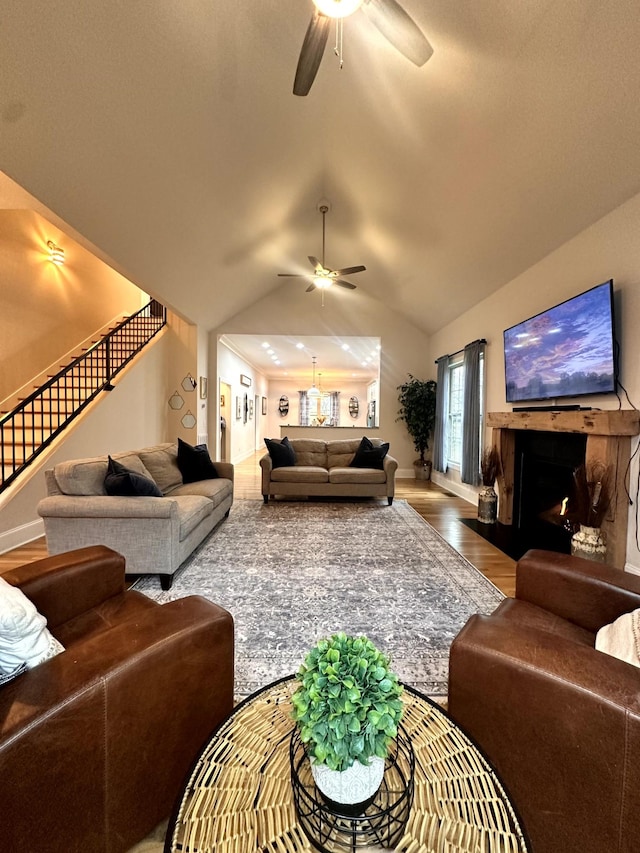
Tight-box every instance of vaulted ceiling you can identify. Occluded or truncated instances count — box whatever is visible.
[2,1,640,338]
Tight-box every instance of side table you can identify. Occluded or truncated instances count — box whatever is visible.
[166,675,530,852]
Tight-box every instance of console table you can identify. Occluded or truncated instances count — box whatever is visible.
[166,676,530,852]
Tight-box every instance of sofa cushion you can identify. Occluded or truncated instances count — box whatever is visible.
[172,495,214,540]
[138,444,183,494]
[265,436,296,468]
[329,467,387,485]
[288,439,328,469]
[104,456,163,497]
[167,478,232,510]
[177,438,219,483]
[271,466,329,483]
[350,436,390,470]
[326,439,364,469]
[0,577,65,676]
[53,452,154,496]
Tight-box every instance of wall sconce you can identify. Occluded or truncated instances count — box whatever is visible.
[47,240,65,266]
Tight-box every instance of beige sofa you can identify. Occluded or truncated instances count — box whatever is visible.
[260,437,397,504]
[37,443,233,589]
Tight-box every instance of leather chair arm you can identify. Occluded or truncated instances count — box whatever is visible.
[449,613,640,853]
[516,549,640,632]
[1,545,126,629]
[1,596,234,852]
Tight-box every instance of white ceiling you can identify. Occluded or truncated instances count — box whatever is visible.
[221,334,381,385]
[2,1,640,338]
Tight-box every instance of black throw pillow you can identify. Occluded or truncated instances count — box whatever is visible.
[177,438,219,483]
[264,436,296,468]
[104,456,163,497]
[350,436,390,470]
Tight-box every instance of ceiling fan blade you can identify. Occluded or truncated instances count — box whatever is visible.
[293,12,331,96]
[333,265,366,276]
[278,273,312,277]
[363,0,433,67]
[306,283,317,292]
[335,280,357,289]
[308,255,323,271]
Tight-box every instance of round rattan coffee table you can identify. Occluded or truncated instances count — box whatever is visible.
[166,676,530,853]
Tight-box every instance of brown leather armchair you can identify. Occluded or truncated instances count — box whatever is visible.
[0,545,234,853]
[448,549,640,853]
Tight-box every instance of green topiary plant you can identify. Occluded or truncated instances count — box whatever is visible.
[291,632,404,772]
[396,375,437,465]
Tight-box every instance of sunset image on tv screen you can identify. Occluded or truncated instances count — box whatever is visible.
[504,282,615,403]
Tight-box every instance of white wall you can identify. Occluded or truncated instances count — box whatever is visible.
[216,341,269,462]
[428,189,640,569]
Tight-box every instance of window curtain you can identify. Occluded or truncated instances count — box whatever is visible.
[330,392,340,426]
[432,355,449,473]
[461,340,485,485]
[298,391,309,426]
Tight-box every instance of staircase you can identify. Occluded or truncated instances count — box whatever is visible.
[1,300,166,494]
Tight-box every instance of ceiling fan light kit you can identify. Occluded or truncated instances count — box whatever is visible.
[294,0,433,96]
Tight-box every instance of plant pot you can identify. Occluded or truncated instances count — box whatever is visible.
[571,524,606,563]
[413,460,432,481]
[478,485,497,524]
[311,755,385,816]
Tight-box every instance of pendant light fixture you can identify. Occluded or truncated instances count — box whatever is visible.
[307,356,321,398]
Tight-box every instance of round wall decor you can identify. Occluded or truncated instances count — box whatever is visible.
[349,396,359,418]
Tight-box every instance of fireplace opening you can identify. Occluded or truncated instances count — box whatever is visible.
[513,430,587,554]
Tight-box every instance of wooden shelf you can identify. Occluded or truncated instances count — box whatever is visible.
[487,410,640,436]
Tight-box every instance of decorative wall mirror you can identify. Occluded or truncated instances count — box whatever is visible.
[349,396,359,418]
[279,395,289,417]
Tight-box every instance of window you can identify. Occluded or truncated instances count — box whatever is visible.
[447,360,464,467]
[446,353,485,470]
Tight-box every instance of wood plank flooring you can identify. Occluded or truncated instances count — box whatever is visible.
[0,452,516,595]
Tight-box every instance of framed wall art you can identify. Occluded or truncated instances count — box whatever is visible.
[240,374,252,387]
[236,396,242,420]
[262,396,267,415]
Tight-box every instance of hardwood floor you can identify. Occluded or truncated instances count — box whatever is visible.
[0,452,516,595]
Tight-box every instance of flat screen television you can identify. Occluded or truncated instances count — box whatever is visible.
[504,280,616,404]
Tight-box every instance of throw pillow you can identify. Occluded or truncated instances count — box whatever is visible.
[595,608,640,669]
[177,437,219,483]
[104,456,163,497]
[350,436,390,470]
[0,578,65,677]
[265,436,296,468]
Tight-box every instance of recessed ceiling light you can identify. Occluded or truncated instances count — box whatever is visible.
[376,344,381,351]
[296,342,304,349]
[267,349,274,355]
[361,362,367,367]
[271,355,278,360]
[275,360,281,365]
[341,343,350,351]
[262,342,270,348]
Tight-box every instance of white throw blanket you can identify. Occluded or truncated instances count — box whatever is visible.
[596,608,640,668]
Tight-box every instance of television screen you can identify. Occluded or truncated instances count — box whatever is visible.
[504,281,616,403]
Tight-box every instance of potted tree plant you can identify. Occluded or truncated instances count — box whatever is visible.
[291,632,404,815]
[396,375,437,479]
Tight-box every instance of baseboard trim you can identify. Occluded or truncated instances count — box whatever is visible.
[0,519,45,556]
[431,471,478,506]
[625,562,640,576]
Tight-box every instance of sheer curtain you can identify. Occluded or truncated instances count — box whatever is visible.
[432,355,449,473]
[330,392,340,426]
[461,340,485,485]
[298,391,309,426]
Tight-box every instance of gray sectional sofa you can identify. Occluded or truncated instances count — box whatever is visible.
[260,437,397,504]
[37,443,233,589]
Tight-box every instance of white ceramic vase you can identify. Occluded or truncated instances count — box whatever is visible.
[311,755,385,814]
[571,524,606,563]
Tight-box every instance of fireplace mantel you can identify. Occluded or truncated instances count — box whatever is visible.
[488,409,640,568]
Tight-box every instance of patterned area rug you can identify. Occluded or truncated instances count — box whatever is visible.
[132,499,503,698]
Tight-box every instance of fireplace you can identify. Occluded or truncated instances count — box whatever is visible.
[487,409,640,568]
[513,430,587,554]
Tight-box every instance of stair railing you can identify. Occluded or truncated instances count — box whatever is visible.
[0,299,166,494]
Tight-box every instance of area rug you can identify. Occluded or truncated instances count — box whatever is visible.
[132,500,503,698]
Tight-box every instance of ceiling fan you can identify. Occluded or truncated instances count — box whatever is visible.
[278,204,366,296]
[293,0,433,96]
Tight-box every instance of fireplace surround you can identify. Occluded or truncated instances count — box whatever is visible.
[488,410,640,568]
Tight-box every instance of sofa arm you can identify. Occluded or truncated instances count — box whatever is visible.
[37,494,180,519]
[449,613,640,853]
[383,455,398,476]
[0,595,234,852]
[1,545,126,629]
[213,461,234,482]
[516,549,640,632]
